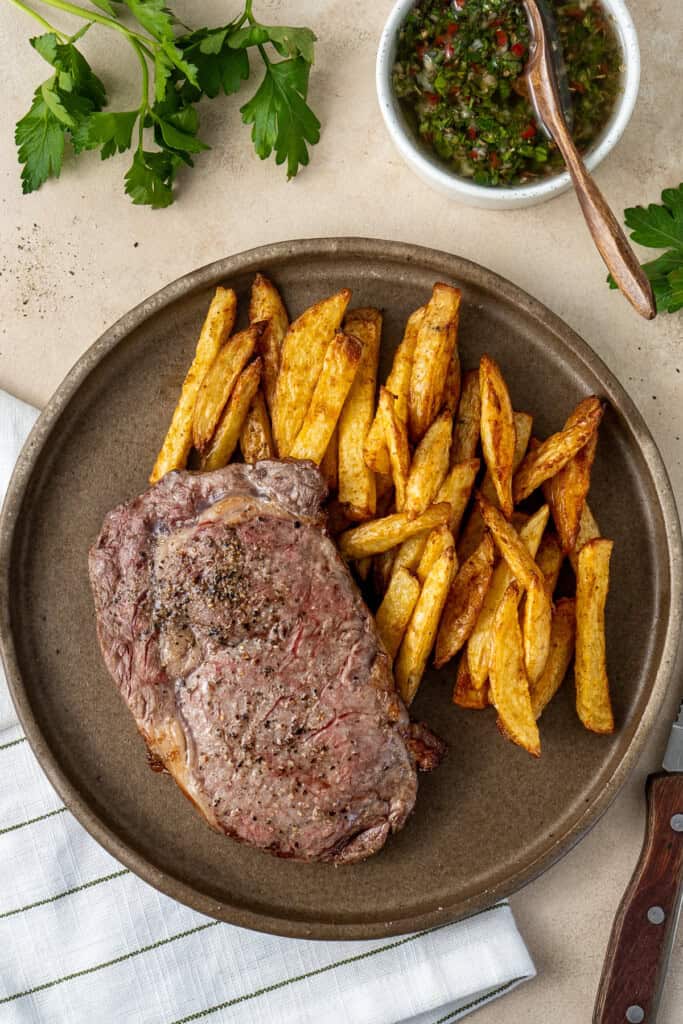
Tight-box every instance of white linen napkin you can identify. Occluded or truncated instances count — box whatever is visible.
[0,388,535,1024]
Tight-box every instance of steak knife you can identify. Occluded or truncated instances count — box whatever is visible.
[594,701,683,1023]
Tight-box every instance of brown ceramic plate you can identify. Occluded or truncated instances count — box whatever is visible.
[1,239,680,940]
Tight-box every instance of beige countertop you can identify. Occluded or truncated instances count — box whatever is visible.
[1,1,681,1020]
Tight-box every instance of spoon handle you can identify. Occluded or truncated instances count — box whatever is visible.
[553,131,656,320]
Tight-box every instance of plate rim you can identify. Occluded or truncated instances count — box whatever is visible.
[1,236,681,940]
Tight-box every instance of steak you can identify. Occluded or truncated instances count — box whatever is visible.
[89,460,442,863]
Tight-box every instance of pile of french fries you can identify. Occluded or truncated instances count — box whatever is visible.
[150,275,615,758]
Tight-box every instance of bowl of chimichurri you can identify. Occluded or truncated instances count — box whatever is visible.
[376,0,640,208]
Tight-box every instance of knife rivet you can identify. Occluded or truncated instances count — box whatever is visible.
[626,1006,644,1023]
[647,905,665,925]
[671,814,683,832]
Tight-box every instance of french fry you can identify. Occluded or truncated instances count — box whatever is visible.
[150,287,237,483]
[417,525,456,583]
[451,369,481,464]
[201,359,262,471]
[395,541,456,705]
[531,598,576,720]
[354,557,371,581]
[320,425,339,491]
[375,567,421,660]
[435,533,495,667]
[364,306,424,474]
[453,656,490,709]
[466,504,549,689]
[239,390,275,462]
[289,332,362,465]
[543,398,602,552]
[409,283,461,442]
[272,289,351,456]
[513,396,604,503]
[192,324,261,453]
[536,531,564,595]
[338,503,451,560]
[569,503,601,573]
[522,576,552,685]
[392,458,479,578]
[490,581,541,757]
[479,354,516,518]
[404,410,452,515]
[378,387,410,511]
[458,411,532,561]
[443,345,462,412]
[249,273,289,413]
[575,539,614,734]
[477,495,545,589]
[338,308,382,520]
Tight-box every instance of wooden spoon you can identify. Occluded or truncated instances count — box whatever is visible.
[522,0,656,320]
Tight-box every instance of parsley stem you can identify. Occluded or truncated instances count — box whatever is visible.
[33,0,151,46]
[131,38,148,149]
[245,0,254,20]
[7,0,66,39]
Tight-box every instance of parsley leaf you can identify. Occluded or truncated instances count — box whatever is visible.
[72,110,139,158]
[608,184,683,315]
[229,24,316,64]
[30,34,106,110]
[240,57,320,178]
[124,148,180,207]
[177,27,250,98]
[15,90,65,192]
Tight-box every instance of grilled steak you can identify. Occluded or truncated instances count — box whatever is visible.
[89,460,441,863]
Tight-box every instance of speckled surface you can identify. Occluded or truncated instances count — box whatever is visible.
[0,0,681,1019]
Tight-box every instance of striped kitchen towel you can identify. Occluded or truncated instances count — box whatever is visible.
[0,389,535,1024]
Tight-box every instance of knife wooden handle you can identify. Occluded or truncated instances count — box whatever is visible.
[593,773,683,1023]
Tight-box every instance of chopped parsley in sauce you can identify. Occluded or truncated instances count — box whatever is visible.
[393,0,622,187]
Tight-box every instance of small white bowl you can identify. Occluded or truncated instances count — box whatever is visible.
[376,0,640,209]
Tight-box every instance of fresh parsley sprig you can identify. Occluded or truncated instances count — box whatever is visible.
[10,0,320,208]
[608,184,683,314]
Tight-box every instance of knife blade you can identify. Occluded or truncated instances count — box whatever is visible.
[594,701,683,1024]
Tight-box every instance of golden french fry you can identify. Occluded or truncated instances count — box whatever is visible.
[364,307,424,474]
[575,538,614,734]
[289,333,362,465]
[435,533,495,667]
[513,397,604,503]
[453,656,490,709]
[338,503,451,560]
[192,324,261,453]
[417,525,456,583]
[479,354,516,518]
[150,287,237,483]
[273,289,351,456]
[395,541,456,705]
[522,576,552,685]
[338,308,382,519]
[466,504,549,689]
[409,283,461,442]
[404,410,452,515]
[320,425,339,492]
[477,495,546,589]
[378,387,410,511]
[443,345,462,412]
[490,581,541,758]
[249,273,289,413]
[201,359,262,471]
[376,567,421,660]
[392,458,479,578]
[543,398,602,552]
[531,598,576,719]
[458,412,532,561]
[239,390,274,463]
[536,531,564,596]
[569,503,601,573]
[451,369,481,464]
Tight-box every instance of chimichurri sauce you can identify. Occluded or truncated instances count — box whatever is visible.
[393,0,622,187]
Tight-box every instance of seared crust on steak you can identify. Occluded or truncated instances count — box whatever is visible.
[89,460,424,862]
